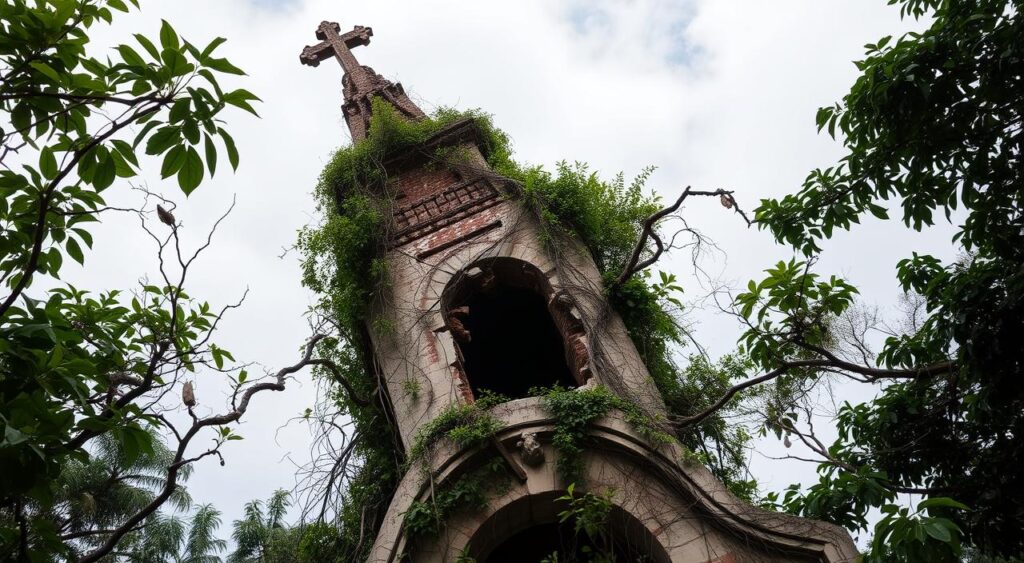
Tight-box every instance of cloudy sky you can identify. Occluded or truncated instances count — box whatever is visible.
[64,0,955,543]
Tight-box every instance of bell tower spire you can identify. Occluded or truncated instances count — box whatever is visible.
[298,19,858,563]
[299,21,425,141]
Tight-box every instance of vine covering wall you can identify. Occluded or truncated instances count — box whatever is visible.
[296,99,756,559]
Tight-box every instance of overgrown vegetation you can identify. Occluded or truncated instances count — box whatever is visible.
[407,391,506,464]
[402,457,512,541]
[296,96,760,557]
[738,0,1024,560]
[548,484,618,563]
[534,385,671,485]
[295,100,516,560]
[0,2,267,560]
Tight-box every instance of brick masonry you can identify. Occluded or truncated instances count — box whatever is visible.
[384,143,505,253]
[391,176,502,248]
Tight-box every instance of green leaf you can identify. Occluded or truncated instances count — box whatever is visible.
[110,149,135,178]
[204,133,217,176]
[201,37,227,60]
[168,98,191,123]
[918,497,970,511]
[72,228,94,248]
[29,62,61,83]
[205,57,246,76]
[924,521,952,542]
[111,139,139,167]
[219,127,239,171]
[145,126,180,155]
[182,119,200,144]
[47,247,63,274]
[223,89,261,117]
[39,147,58,180]
[117,44,146,67]
[66,237,85,265]
[134,33,161,60]
[93,155,116,190]
[161,48,193,77]
[177,146,203,195]
[160,145,186,178]
[159,20,180,50]
[4,426,28,446]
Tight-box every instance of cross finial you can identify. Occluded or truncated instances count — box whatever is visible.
[300,21,375,93]
[300,20,426,141]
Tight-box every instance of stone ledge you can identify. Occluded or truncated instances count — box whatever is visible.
[367,398,858,562]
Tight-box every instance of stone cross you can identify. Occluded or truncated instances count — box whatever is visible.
[299,21,374,93]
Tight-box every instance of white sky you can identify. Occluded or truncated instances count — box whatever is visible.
[58,0,957,546]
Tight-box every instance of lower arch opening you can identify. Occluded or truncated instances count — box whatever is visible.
[468,492,670,563]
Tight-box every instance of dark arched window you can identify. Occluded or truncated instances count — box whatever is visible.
[444,258,585,400]
[468,493,671,563]
[483,522,665,563]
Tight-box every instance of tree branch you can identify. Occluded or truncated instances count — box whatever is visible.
[673,356,954,428]
[76,334,328,563]
[307,358,373,407]
[614,187,752,287]
[0,101,166,319]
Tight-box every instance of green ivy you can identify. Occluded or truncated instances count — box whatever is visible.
[402,457,512,540]
[408,392,507,464]
[297,100,507,561]
[551,483,617,562]
[534,385,671,484]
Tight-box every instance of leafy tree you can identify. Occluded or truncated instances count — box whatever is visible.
[1,422,229,562]
[177,505,228,563]
[229,490,299,563]
[0,2,338,561]
[17,429,192,557]
[121,504,226,563]
[125,512,186,563]
[709,0,1024,559]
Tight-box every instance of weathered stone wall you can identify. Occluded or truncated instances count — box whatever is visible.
[367,400,859,562]
[360,136,856,562]
[369,195,663,451]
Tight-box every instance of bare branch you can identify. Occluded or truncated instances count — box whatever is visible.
[76,334,328,563]
[307,358,374,407]
[614,187,752,287]
[674,356,954,428]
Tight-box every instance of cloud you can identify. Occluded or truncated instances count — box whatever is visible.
[64,0,952,543]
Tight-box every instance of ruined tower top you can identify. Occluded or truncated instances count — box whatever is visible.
[299,21,425,141]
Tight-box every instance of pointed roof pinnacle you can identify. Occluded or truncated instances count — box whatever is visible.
[300,20,425,141]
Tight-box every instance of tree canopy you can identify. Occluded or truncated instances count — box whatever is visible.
[0,1,279,560]
[749,0,1023,559]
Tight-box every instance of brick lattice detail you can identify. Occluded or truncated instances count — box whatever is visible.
[390,178,502,247]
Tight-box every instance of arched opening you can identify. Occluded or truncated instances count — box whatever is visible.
[468,492,670,563]
[443,258,586,400]
[484,521,665,563]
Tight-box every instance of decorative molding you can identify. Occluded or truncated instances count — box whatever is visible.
[390,178,502,247]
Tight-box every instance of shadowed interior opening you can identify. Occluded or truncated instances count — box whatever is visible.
[481,520,664,563]
[467,491,671,563]
[459,285,577,399]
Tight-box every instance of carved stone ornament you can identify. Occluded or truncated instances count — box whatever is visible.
[515,431,545,467]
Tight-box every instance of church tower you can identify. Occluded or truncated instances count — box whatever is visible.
[301,21,858,562]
